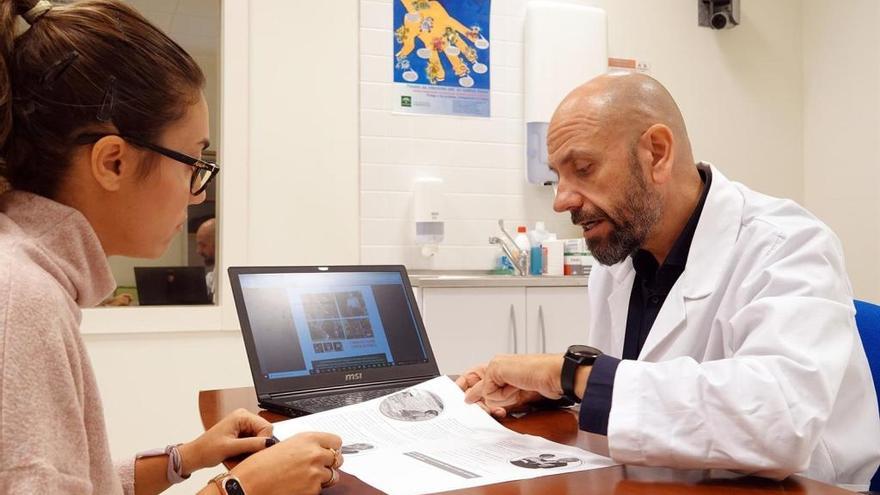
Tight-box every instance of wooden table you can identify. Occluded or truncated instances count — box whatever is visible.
[199,387,856,495]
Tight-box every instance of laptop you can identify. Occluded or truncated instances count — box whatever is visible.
[228,265,440,417]
[134,266,212,305]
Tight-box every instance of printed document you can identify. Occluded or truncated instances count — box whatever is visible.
[273,376,617,494]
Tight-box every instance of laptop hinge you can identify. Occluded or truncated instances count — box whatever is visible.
[266,373,438,400]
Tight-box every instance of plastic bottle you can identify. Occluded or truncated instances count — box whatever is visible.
[492,254,515,275]
[528,221,549,275]
[543,234,564,275]
[513,226,531,274]
[514,226,531,250]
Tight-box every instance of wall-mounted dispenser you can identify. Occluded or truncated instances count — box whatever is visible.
[413,177,445,257]
[524,2,608,185]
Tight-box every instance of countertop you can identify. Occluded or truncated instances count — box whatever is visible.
[408,269,590,288]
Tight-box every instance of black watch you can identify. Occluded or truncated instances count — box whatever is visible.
[560,345,603,403]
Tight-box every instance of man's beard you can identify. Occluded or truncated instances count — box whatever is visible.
[570,151,662,266]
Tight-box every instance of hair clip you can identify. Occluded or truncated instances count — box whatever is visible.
[96,75,117,123]
[39,50,79,90]
[21,0,53,25]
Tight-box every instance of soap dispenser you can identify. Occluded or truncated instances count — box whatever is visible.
[413,177,445,257]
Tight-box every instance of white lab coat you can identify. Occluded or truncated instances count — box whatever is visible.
[585,164,880,489]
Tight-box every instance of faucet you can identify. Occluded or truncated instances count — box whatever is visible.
[489,219,529,276]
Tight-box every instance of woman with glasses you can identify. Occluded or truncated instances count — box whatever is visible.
[0,1,342,494]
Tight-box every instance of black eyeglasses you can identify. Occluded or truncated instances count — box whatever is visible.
[74,133,219,195]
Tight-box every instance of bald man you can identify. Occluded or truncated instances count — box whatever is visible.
[196,217,216,297]
[457,73,880,489]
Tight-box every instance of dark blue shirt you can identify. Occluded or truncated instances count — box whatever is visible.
[579,165,712,435]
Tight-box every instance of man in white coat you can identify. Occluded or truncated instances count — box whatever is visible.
[457,72,880,489]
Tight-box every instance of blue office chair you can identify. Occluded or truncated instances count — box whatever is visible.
[854,299,880,492]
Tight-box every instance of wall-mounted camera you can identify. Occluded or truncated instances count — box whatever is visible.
[699,0,740,30]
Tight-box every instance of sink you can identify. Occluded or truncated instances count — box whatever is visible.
[406,270,585,288]
[435,274,498,280]
[408,272,513,281]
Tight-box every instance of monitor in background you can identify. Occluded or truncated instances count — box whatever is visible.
[134,266,212,306]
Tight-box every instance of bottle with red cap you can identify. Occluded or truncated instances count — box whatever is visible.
[513,225,531,274]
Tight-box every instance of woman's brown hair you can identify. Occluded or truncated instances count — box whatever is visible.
[0,0,205,198]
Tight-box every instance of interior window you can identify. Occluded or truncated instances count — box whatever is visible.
[102,0,221,307]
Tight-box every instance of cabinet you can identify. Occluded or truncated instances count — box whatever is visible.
[419,285,588,375]
[420,288,526,375]
[525,287,589,354]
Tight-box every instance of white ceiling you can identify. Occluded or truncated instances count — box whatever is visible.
[125,0,219,57]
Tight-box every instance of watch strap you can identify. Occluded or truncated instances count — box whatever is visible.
[561,346,603,403]
[561,354,581,403]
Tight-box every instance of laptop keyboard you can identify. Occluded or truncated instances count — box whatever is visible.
[283,386,406,411]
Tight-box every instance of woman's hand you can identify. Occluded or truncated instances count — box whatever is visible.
[179,408,275,476]
[231,432,343,495]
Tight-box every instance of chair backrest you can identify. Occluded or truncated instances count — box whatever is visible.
[853,299,880,491]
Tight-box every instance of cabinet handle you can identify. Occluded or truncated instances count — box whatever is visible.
[538,305,547,353]
[509,304,519,353]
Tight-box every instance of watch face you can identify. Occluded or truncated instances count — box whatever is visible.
[567,345,602,358]
[224,478,245,495]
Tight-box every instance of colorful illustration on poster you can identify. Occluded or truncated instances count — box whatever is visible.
[393,0,491,117]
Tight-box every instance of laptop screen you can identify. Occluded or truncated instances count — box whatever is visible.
[229,266,437,396]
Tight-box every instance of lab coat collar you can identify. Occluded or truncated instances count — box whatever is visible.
[676,163,743,300]
[603,162,742,294]
[601,163,744,358]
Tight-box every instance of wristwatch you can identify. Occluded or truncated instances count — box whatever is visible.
[210,472,246,495]
[560,345,603,403]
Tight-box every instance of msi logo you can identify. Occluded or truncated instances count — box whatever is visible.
[344,373,363,381]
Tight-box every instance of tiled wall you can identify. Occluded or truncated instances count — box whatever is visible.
[359,0,581,271]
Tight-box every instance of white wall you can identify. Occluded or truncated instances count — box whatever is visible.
[192,53,220,152]
[360,0,804,271]
[596,0,804,201]
[248,1,360,266]
[802,0,880,301]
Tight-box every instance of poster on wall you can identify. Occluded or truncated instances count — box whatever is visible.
[392,0,491,117]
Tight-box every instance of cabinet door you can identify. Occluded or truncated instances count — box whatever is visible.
[525,287,589,354]
[420,287,526,375]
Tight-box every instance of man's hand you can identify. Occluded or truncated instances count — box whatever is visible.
[455,364,519,417]
[457,355,566,417]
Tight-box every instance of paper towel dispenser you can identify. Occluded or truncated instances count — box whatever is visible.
[524,2,608,185]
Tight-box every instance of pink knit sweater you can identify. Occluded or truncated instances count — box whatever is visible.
[0,191,135,494]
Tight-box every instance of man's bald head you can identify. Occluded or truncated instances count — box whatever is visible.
[196,218,216,266]
[550,72,693,168]
[548,72,704,266]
